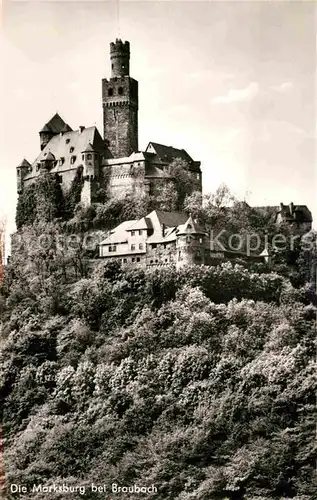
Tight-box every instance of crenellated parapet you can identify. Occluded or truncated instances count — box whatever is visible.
[110,39,130,77]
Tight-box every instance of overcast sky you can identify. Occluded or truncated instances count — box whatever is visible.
[1,0,316,241]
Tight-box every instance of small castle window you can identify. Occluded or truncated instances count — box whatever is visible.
[151,243,157,249]
[118,87,123,95]
[187,224,192,230]
[199,238,203,244]
[59,158,65,166]
[132,257,135,263]
[196,173,200,180]
[139,243,143,250]
[87,154,92,160]
[111,64,114,70]
[138,230,142,236]
[82,154,84,160]
[165,259,168,262]
[108,88,113,96]
[136,257,140,262]
[131,231,135,236]
[123,258,127,263]
[131,244,135,251]
[121,64,125,69]
[70,156,76,164]
[70,147,74,153]
[66,139,70,144]
[150,260,153,264]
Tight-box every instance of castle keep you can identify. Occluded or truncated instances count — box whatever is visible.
[16,39,202,206]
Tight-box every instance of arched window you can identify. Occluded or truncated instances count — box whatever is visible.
[70,147,74,153]
[108,88,113,97]
[70,156,76,164]
[87,154,92,160]
[118,87,123,95]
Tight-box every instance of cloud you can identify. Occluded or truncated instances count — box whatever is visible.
[271,81,293,92]
[211,81,259,105]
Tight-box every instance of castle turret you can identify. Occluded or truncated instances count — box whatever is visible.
[16,159,31,194]
[102,39,138,158]
[176,215,208,269]
[81,143,99,180]
[110,39,130,78]
[39,113,70,151]
[40,151,55,173]
[80,143,100,207]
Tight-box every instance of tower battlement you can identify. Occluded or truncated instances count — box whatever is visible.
[110,39,130,53]
[110,39,130,78]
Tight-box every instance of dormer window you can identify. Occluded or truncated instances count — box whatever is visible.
[70,147,74,153]
[66,139,70,144]
[70,156,76,164]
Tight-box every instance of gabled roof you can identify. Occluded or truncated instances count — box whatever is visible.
[145,142,193,164]
[42,151,55,161]
[61,123,73,133]
[126,217,153,231]
[39,113,68,134]
[26,126,106,180]
[177,215,206,235]
[99,220,138,245]
[279,204,312,223]
[155,210,188,228]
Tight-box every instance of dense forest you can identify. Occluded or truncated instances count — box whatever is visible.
[1,181,316,499]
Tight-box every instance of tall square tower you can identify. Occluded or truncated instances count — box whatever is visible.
[102,39,138,158]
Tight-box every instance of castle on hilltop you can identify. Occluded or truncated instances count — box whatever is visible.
[16,39,202,206]
[14,38,313,270]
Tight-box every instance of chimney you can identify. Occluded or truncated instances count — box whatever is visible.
[289,202,294,215]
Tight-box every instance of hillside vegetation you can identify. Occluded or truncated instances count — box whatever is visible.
[1,246,316,499]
